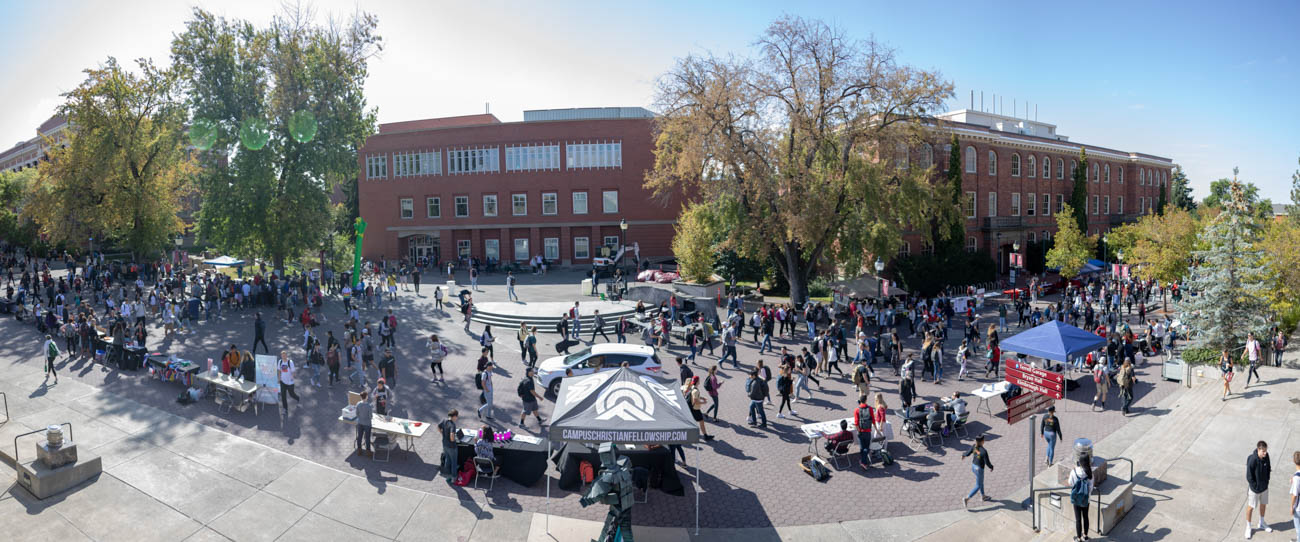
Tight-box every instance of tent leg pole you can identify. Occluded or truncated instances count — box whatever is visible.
[695,443,700,536]
[546,438,551,534]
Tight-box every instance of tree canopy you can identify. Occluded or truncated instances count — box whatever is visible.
[171,6,381,268]
[672,203,718,284]
[1169,165,1195,211]
[646,16,954,304]
[1202,173,1271,218]
[1119,208,1200,310]
[30,58,194,255]
[1045,204,1094,279]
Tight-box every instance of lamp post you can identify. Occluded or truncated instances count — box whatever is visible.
[619,218,628,273]
[1012,240,1021,287]
[874,257,885,299]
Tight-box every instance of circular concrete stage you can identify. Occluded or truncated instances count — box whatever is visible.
[470,300,637,332]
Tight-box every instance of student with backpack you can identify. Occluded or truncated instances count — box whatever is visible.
[476,362,494,420]
[853,396,874,469]
[43,334,59,383]
[1091,360,1110,410]
[703,365,722,420]
[745,370,768,428]
[427,334,447,383]
[1069,455,1093,541]
[518,368,544,427]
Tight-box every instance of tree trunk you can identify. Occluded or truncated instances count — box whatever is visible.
[273,255,286,274]
[782,244,810,307]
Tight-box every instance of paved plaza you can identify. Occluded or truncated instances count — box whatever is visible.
[0,268,1297,541]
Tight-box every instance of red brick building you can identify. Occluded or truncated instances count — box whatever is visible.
[907,110,1175,273]
[356,107,680,266]
[0,114,67,172]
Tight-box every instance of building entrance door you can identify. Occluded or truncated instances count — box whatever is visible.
[408,235,439,265]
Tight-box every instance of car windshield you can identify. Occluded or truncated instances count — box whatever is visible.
[563,347,593,365]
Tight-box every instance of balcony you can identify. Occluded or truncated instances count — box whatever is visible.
[981,217,1023,231]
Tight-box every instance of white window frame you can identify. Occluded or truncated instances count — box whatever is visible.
[1104,164,1111,183]
[457,240,471,260]
[898,242,911,257]
[426,197,441,218]
[965,146,977,173]
[1057,158,1064,180]
[603,236,620,252]
[543,238,559,260]
[485,239,500,261]
[1104,195,1111,215]
[988,150,997,176]
[572,191,588,214]
[1118,196,1124,214]
[1011,153,1021,177]
[399,198,413,219]
[1011,193,1021,216]
[454,196,469,218]
[1027,192,1036,216]
[1092,194,1100,215]
[1093,163,1099,183]
[1041,193,1051,216]
[542,192,558,215]
[483,194,498,217]
[573,237,590,260]
[602,190,618,214]
[1027,156,1035,178]
[987,192,997,217]
[920,143,933,169]
[512,193,528,216]
[964,191,976,218]
[1042,156,1051,178]
[966,236,977,253]
[513,238,529,261]
[1118,168,1124,184]
[366,155,387,179]
[1056,194,1064,214]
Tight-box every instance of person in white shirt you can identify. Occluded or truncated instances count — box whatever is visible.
[1288,450,1299,541]
[1244,332,1264,388]
[1068,456,1093,541]
[278,350,301,414]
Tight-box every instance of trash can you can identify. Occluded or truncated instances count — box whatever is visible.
[1073,438,1093,463]
[580,278,593,296]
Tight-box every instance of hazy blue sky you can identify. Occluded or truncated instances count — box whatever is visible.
[2,0,1296,201]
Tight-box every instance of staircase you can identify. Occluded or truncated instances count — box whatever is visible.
[468,302,637,334]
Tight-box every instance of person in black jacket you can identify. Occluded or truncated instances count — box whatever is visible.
[1245,440,1273,537]
[1041,406,1063,466]
[962,434,994,506]
[253,312,268,354]
[745,370,768,428]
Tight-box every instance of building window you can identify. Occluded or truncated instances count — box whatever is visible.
[393,150,441,177]
[366,155,387,179]
[966,236,977,252]
[943,144,952,171]
[1043,230,1050,242]
[1011,193,1021,216]
[602,190,619,213]
[1028,232,1036,243]
[511,193,527,216]
[447,147,500,174]
[1056,194,1064,214]
[572,191,588,214]
[920,143,933,169]
[1027,156,1036,178]
[1057,158,1064,180]
[566,141,622,169]
[483,194,498,217]
[1041,193,1051,216]
[505,144,560,172]
[895,142,908,170]
[987,192,997,217]
[454,196,469,218]
[573,237,590,259]
[964,191,976,218]
[542,192,558,215]
[485,239,500,261]
[1104,164,1111,183]
[426,197,441,218]
[988,150,997,176]
[1027,192,1036,216]
[965,146,977,173]
[1118,168,1124,184]
[1070,160,1077,178]
[1093,163,1099,183]
[1104,196,1111,215]
[1010,154,1021,177]
[1043,156,1051,178]
[399,198,413,219]
[1092,194,1100,215]
[457,240,471,260]
[1139,169,1144,185]
[1118,196,1124,214]
[898,242,911,257]
[603,236,621,255]
[513,238,529,261]
[543,238,559,260]
[921,242,934,256]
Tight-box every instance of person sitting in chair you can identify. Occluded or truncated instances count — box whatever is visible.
[474,425,500,475]
[943,392,968,435]
[824,419,855,454]
[926,400,945,435]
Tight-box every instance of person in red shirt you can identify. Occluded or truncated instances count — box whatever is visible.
[824,419,855,454]
[854,396,875,469]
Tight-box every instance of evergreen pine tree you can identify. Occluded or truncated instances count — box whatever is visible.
[1287,153,1300,222]
[1176,180,1271,355]
[1069,148,1090,234]
[946,134,965,250]
[1170,165,1196,211]
[1156,183,1167,215]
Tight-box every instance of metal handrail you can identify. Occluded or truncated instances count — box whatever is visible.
[12,422,73,468]
[1031,484,1070,531]
[0,391,7,424]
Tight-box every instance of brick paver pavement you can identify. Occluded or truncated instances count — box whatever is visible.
[1,267,1182,528]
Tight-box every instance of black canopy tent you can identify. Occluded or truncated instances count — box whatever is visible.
[545,368,702,534]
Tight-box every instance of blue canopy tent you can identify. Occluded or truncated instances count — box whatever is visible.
[1000,320,1106,363]
[999,321,1107,408]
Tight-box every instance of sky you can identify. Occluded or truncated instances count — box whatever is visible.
[2,0,1297,201]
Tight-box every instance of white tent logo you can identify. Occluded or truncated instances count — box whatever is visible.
[594,382,655,421]
[567,371,613,402]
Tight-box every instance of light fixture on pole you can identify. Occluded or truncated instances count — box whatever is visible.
[874,257,885,299]
[619,219,628,272]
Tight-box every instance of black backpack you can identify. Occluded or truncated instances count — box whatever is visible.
[517,379,531,399]
[474,372,483,390]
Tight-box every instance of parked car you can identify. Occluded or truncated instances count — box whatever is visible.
[535,344,663,395]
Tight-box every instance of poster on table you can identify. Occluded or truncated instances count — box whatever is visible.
[255,354,280,404]
[952,297,969,314]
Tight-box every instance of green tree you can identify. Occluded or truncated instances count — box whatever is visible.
[171,7,381,269]
[673,203,718,284]
[939,133,965,252]
[1201,171,1272,218]
[1169,165,1195,211]
[647,16,954,304]
[1046,204,1095,279]
[1124,208,1199,310]
[1287,153,1300,222]
[1177,181,1271,354]
[30,58,194,256]
[0,169,39,246]
[1069,148,1090,234]
[1155,183,1167,215]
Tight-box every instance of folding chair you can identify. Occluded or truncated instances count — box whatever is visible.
[373,434,398,462]
[952,412,971,439]
[828,440,854,469]
[214,387,233,414]
[922,419,945,448]
[631,466,650,503]
[473,457,500,492]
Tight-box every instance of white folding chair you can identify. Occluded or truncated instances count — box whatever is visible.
[473,457,500,492]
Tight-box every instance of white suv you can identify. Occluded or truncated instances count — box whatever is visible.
[535,343,662,395]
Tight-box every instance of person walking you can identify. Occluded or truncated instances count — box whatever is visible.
[462,296,473,331]
[253,312,269,354]
[506,271,519,302]
[354,390,373,457]
[378,348,396,385]
[1273,330,1287,368]
[434,285,444,311]
[326,342,341,386]
[428,334,447,382]
[518,367,545,427]
[277,350,301,415]
[469,265,478,291]
[775,366,795,418]
[1220,349,1235,400]
[1246,440,1274,538]
[439,410,460,483]
[616,316,628,344]
[1068,455,1093,542]
[1118,359,1136,415]
[1244,332,1264,388]
[480,326,495,363]
[961,434,994,507]
[957,339,971,381]
[745,370,768,428]
[42,334,59,384]
[1041,406,1062,466]
[1092,360,1110,410]
[525,327,539,368]
[703,365,722,420]
[1288,450,1300,541]
[683,376,715,440]
[590,310,609,343]
[854,396,874,470]
[570,302,582,340]
[477,362,495,420]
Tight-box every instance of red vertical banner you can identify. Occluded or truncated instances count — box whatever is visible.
[882,280,890,297]
[1112,263,1120,275]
